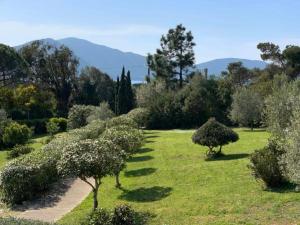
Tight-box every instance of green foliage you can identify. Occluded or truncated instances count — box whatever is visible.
[111,204,135,225]
[2,122,32,147]
[7,144,34,159]
[68,105,96,129]
[83,208,112,225]
[58,139,124,209]
[147,24,195,87]
[75,66,115,108]
[230,87,263,129]
[0,217,54,225]
[49,117,68,132]
[46,121,60,136]
[249,139,286,188]
[126,108,149,128]
[0,147,61,204]
[106,116,138,129]
[192,118,239,158]
[87,102,115,123]
[17,119,48,135]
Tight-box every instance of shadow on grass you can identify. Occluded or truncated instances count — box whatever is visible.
[265,182,297,193]
[119,186,172,202]
[125,168,157,177]
[206,153,249,161]
[128,155,154,162]
[136,147,154,154]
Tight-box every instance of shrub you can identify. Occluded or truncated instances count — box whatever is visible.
[0,217,54,225]
[84,208,112,225]
[46,121,60,136]
[68,105,96,129]
[2,122,32,147]
[106,116,138,129]
[49,117,67,132]
[17,119,48,135]
[0,109,11,147]
[87,102,115,123]
[127,108,149,128]
[249,140,286,188]
[111,204,135,225]
[7,145,34,159]
[0,147,61,204]
[192,118,239,158]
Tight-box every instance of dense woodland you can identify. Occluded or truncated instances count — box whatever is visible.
[1,24,300,224]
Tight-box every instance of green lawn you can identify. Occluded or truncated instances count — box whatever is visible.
[59,129,300,225]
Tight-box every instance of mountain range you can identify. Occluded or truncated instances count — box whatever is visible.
[15,37,267,81]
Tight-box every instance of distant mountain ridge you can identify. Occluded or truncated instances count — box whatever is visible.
[15,37,267,81]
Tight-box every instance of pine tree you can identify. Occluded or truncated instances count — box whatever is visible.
[126,70,134,112]
[114,76,120,115]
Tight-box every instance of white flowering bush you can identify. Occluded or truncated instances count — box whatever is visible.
[126,108,149,128]
[106,115,138,129]
[101,126,144,187]
[57,139,124,209]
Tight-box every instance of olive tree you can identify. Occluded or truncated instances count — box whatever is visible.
[57,139,124,209]
[230,88,263,130]
[192,118,239,158]
[101,126,144,188]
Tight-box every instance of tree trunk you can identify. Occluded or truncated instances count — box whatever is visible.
[93,188,98,210]
[179,67,183,88]
[115,172,121,188]
[217,146,222,155]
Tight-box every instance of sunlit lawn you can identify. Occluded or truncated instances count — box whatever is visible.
[59,128,300,225]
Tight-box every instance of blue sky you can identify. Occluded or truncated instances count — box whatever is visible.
[0,0,299,62]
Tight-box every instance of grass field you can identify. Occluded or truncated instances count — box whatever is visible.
[58,129,298,224]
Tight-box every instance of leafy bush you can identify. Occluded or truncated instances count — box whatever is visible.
[127,108,149,128]
[84,208,112,225]
[106,115,138,129]
[0,217,54,225]
[0,147,61,204]
[249,140,286,188]
[87,102,115,123]
[192,118,239,158]
[0,109,11,147]
[17,119,48,135]
[7,145,34,159]
[46,121,60,136]
[2,122,32,147]
[67,105,96,129]
[112,204,135,225]
[49,117,67,132]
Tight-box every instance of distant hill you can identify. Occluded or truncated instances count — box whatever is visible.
[15,38,267,81]
[196,58,267,76]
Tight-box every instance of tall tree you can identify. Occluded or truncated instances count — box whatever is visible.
[126,70,134,112]
[147,24,196,88]
[19,41,78,117]
[75,66,115,108]
[114,76,120,115]
[0,44,27,87]
[225,62,252,87]
[117,67,128,115]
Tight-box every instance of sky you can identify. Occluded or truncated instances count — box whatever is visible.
[0,0,300,63]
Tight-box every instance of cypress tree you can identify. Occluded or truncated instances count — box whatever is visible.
[126,70,134,112]
[117,66,128,114]
[114,76,120,115]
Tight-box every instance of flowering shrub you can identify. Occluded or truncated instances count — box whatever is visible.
[126,108,149,128]
[106,115,138,129]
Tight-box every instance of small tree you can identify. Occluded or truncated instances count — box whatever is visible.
[57,139,124,210]
[192,118,239,158]
[101,126,144,188]
[230,88,263,130]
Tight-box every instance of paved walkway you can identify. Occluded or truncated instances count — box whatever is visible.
[15,178,92,222]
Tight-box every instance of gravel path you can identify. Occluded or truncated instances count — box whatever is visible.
[15,178,92,223]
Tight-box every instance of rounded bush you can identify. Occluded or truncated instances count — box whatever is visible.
[2,122,32,147]
[84,208,112,225]
[111,204,135,225]
[106,116,138,129]
[192,118,239,158]
[127,108,149,128]
[49,117,67,132]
